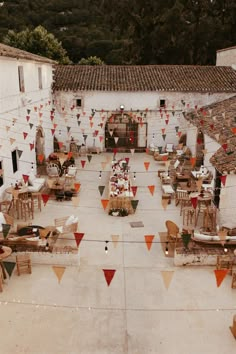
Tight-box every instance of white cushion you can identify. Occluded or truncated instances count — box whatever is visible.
[0,211,6,232]
[65,215,78,226]
[28,173,36,185]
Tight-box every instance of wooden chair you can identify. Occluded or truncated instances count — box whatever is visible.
[175,189,191,215]
[31,192,42,212]
[216,255,234,275]
[18,192,34,221]
[16,254,32,275]
[165,220,181,249]
[0,266,4,292]
[54,216,78,234]
[231,272,236,289]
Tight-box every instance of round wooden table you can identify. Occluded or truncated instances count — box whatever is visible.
[0,246,12,278]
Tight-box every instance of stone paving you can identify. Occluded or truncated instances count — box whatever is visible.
[0,152,235,354]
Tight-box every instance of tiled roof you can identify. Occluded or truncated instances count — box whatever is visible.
[53,65,236,92]
[0,43,56,64]
[184,95,236,174]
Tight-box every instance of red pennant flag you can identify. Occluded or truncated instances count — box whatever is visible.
[103,269,116,286]
[222,143,227,151]
[200,119,204,126]
[220,175,227,186]
[145,235,154,250]
[99,136,103,142]
[50,115,54,121]
[231,127,236,134]
[214,269,229,287]
[67,152,73,159]
[29,143,34,151]
[113,148,118,155]
[51,129,55,136]
[81,160,86,168]
[22,174,29,184]
[58,142,63,149]
[53,123,57,129]
[161,128,165,134]
[148,185,155,196]
[131,186,137,197]
[125,157,129,165]
[101,199,109,210]
[162,155,168,161]
[74,183,81,192]
[190,157,196,167]
[23,132,28,140]
[39,112,43,118]
[38,154,44,163]
[41,194,50,206]
[165,119,169,125]
[34,106,37,112]
[74,233,84,247]
[191,196,198,209]
[145,148,149,154]
[144,162,150,171]
[26,115,30,122]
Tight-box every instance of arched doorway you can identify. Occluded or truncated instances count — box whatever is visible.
[35,127,45,174]
[105,113,147,151]
[195,130,204,167]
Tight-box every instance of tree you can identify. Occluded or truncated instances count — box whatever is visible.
[3,25,71,64]
[78,56,105,65]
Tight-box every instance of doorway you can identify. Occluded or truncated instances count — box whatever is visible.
[35,127,45,175]
[105,113,147,150]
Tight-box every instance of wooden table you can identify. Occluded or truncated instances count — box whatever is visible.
[0,246,12,278]
[5,186,29,219]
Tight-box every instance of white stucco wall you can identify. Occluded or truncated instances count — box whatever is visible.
[216,47,236,67]
[0,56,54,199]
[53,90,234,152]
[218,173,236,227]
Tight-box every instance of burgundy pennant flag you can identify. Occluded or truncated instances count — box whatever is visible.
[29,143,34,151]
[113,148,118,155]
[74,233,84,247]
[22,174,29,184]
[23,132,28,140]
[191,196,198,209]
[26,115,30,122]
[81,160,86,168]
[220,175,227,186]
[41,194,50,206]
[131,186,137,197]
[125,157,129,165]
[103,269,116,286]
[51,129,55,136]
[222,143,227,151]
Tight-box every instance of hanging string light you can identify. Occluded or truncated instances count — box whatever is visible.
[165,242,169,255]
[99,171,102,179]
[105,240,109,254]
[133,172,136,180]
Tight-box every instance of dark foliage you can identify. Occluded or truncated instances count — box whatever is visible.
[0,0,235,64]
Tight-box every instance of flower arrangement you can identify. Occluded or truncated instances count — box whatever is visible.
[109,208,129,217]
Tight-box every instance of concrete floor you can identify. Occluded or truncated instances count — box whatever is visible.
[0,153,236,354]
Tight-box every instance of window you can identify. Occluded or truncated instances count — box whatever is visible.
[76,98,82,107]
[0,161,3,187]
[11,150,18,173]
[38,67,43,89]
[18,66,25,92]
[160,99,166,108]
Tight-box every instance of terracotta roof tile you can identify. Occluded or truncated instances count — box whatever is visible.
[184,95,236,174]
[0,43,56,64]
[53,65,236,92]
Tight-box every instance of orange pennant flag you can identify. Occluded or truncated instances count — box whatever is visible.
[74,183,81,192]
[52,266,66,284]
[72,197,79,207]
[111,235,119,248]
[161,198,168,210]
[101,199,109,210]
[162,155,168,161]
[161,271,174,290]
[38,154,44,163]
[144,235,154,250]
[190,157,196,167]
[102,269,116,286]
[67,152,73,159]
[214,269,229,287]
[231,127,236,134]
[148,185,155,196]
[10,138,16,145]
[101,162,107,170]
[144,162,150,171]
[217,229,227,246]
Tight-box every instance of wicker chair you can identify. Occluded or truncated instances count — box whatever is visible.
[165,220,181,248]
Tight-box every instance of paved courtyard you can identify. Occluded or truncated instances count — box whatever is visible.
[0,153,235,354]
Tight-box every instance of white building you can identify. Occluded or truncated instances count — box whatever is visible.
[0,43,55,199]
[52,64,236,155]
